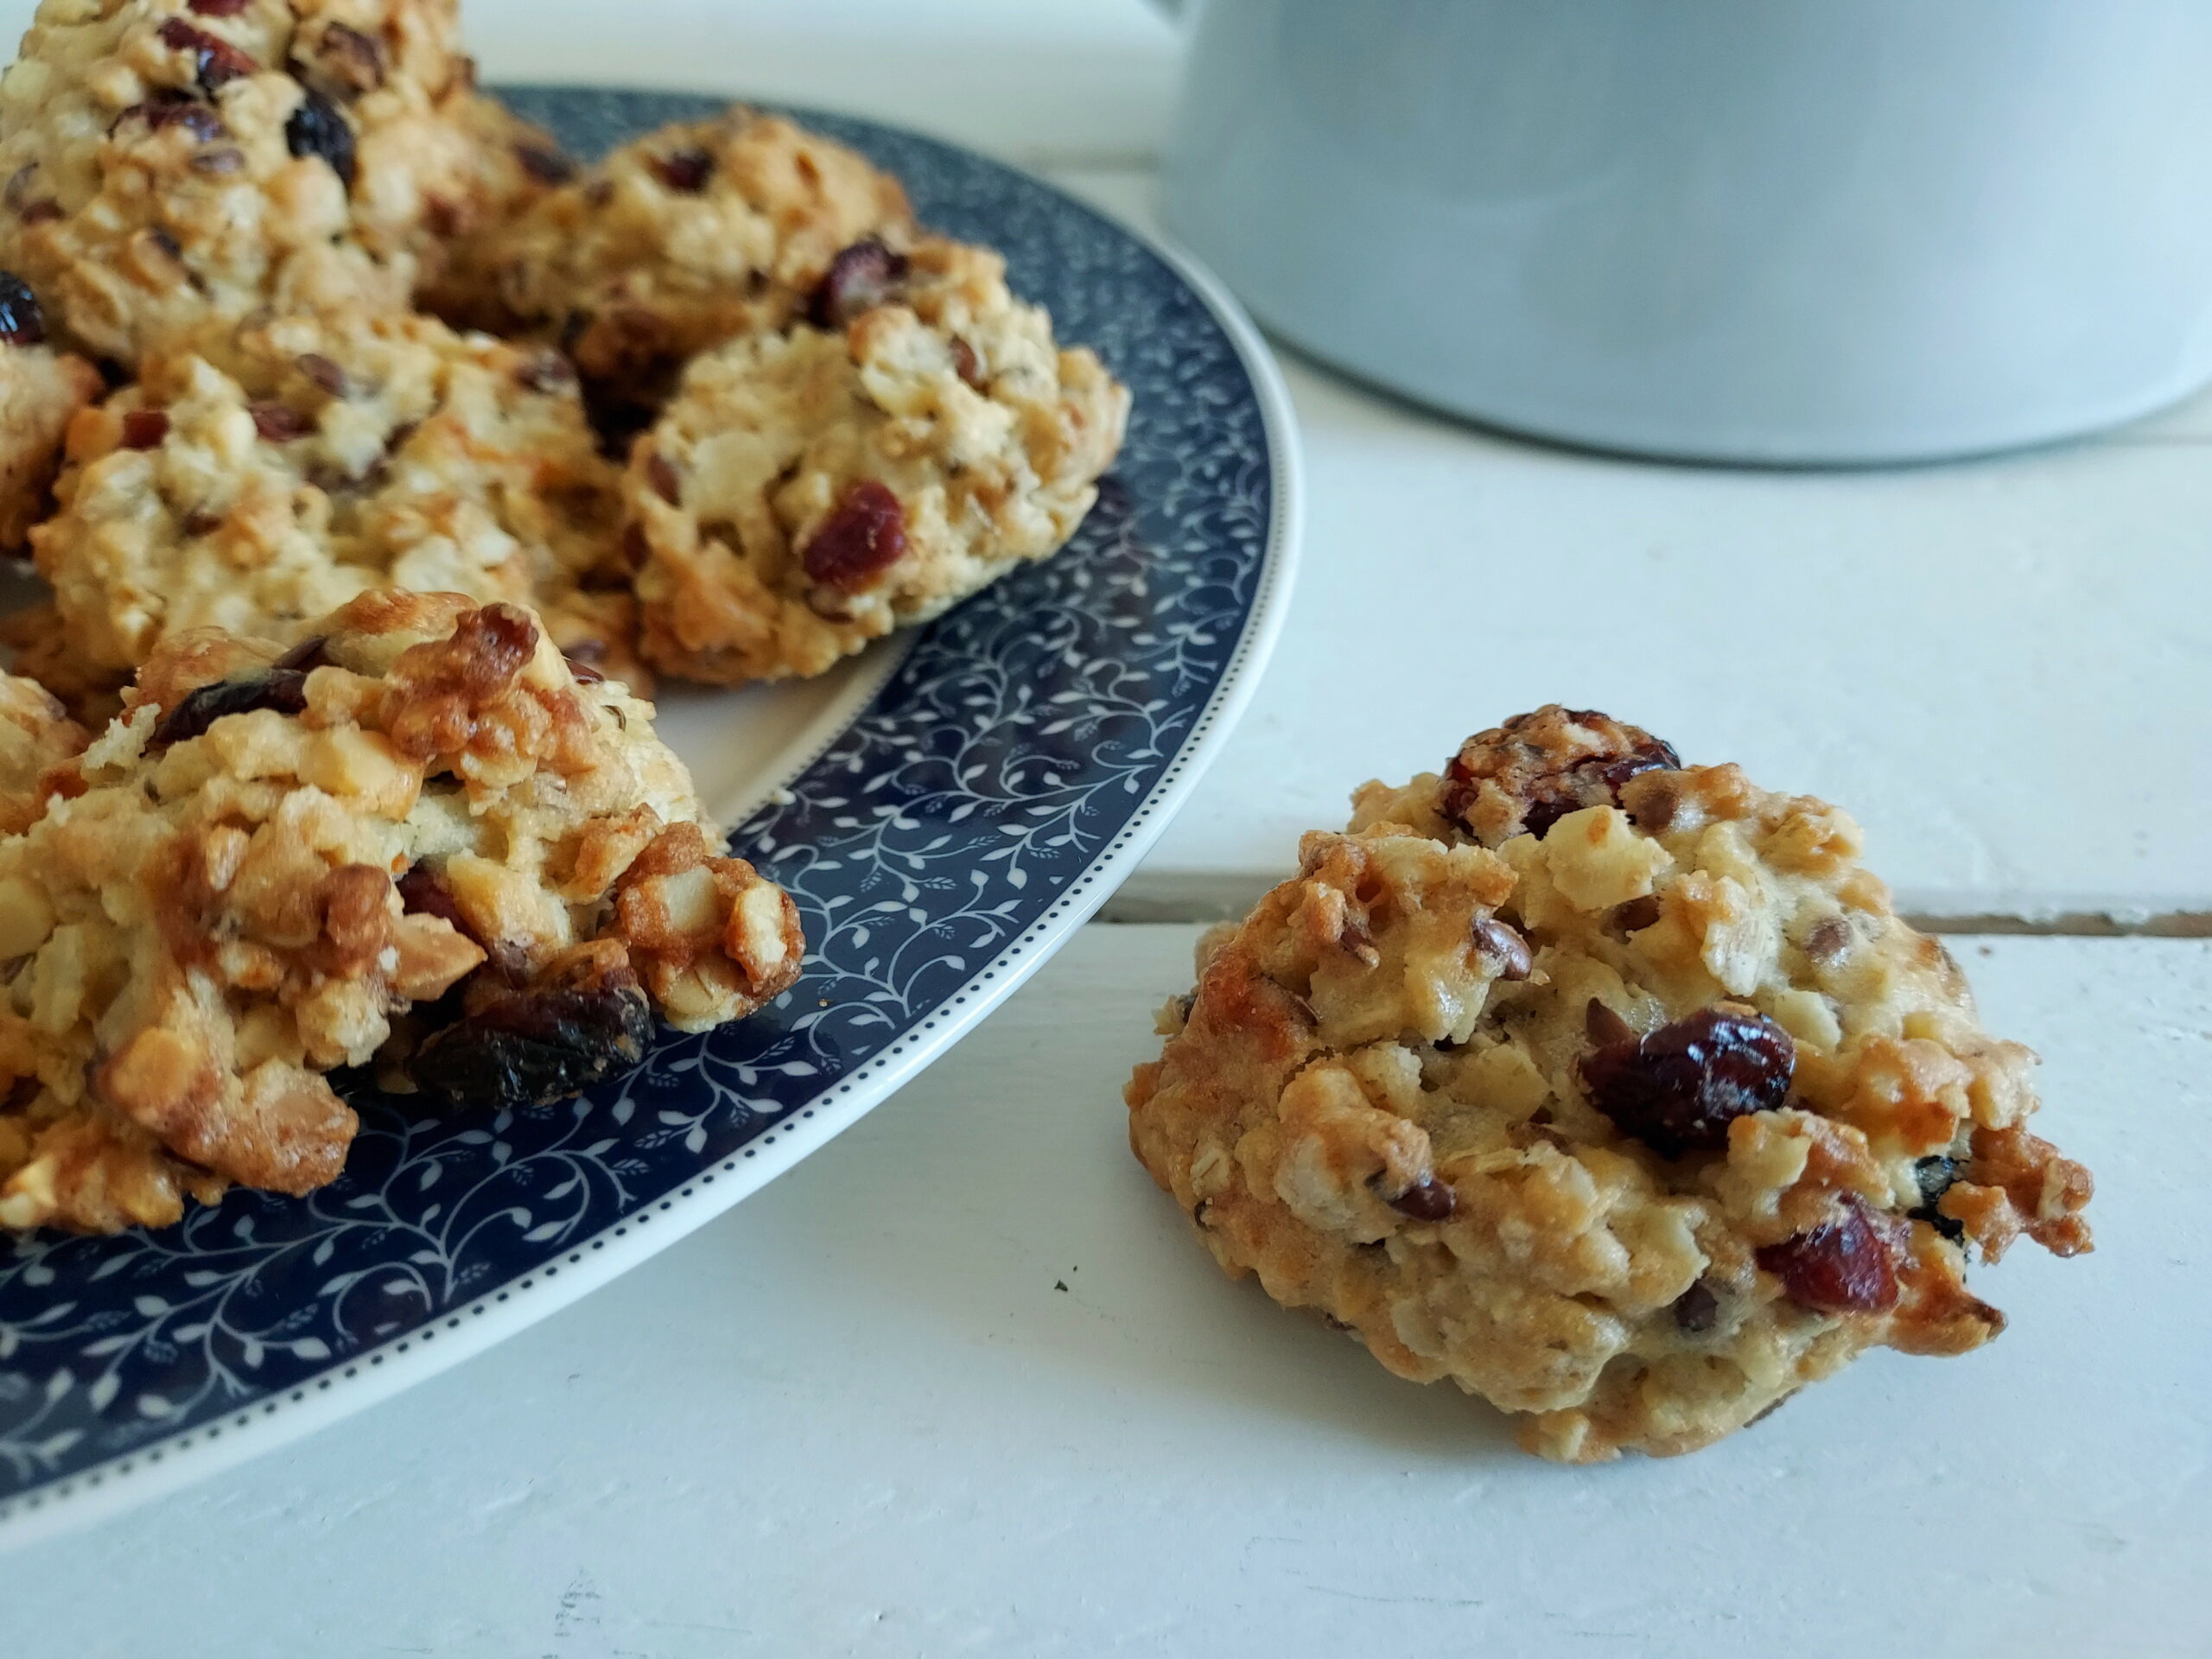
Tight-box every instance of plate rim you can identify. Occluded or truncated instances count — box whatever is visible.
[0,102,1303,1550]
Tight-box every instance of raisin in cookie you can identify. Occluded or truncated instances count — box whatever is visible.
[1127,707,2092,1462]
[0,0,494,366]
[624,236,1129,684]
[0,592,803,1234]
[432,105,915,412]
[29,308,640,693]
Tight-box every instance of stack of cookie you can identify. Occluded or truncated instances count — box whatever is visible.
[0,0,1127,1234]
[0,3,1129,702]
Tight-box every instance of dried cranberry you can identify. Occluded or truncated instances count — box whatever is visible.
[516,142,577,186]
[1382,1174,1457,1222]
[1757,1198,1901,1313]
[802,480,906,590]
[149,669,309,747]
[251,401,311,442]
[650,148,714,193]
[1470,916,1532,980]
[807,238,909,329]
[188,0,250,15]
[1580,1005,1796,1158]
[119,410,169,450]
[285,86,356,186]
[409,972,653,1107]
[0,272,46,346]
[157,18,257,92]
[950,336,986,389]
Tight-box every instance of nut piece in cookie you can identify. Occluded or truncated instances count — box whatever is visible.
[1127,710,2092,1461]
[429,105,915,415]
[0,593,804,1234]
[626,236,1129,684]
[29,308,640,693]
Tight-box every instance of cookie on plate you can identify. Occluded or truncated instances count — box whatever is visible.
[0,591,804,1234]
[0,0,499,366]
[623,235,1129,684]
[0,273,101,550]
[410,89,580,306]
[29,308,640,696]
[1126,707,2093,1462]
[431,105,915,414]
[0,666,85,832]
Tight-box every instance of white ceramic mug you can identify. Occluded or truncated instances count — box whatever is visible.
[1160,0,2212,464]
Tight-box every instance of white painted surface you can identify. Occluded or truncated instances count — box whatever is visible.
[13,926,2202,1657]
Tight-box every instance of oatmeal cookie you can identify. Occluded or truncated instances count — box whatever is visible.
[29,308,641,694]
[0,272,102,550]
[0,667,86,832]
[0,0,497,366]
[1127,707,2092,1462]
[0,591,804,1234]
[433,105,914,410]
[625,236,1129,684]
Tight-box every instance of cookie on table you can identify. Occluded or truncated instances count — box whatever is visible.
[432,105,915,412]
[0,273,101,550]
[0,591,804,1234]
[1126,707,2093,1462]
[0,0,502,367]
[29,308,642,696]
[624,235,1129,684]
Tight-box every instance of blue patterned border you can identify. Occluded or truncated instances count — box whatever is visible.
[0,91,1294,1532]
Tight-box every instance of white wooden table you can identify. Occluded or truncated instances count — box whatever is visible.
[8,3,2207,1652]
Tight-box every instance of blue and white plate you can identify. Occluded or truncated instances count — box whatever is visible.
[0,90,1299,1543]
